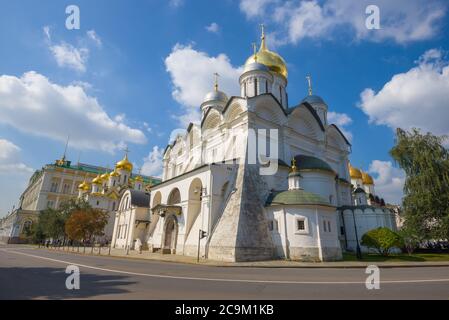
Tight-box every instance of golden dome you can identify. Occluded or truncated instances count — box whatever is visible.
[115,154,133,172]
[362,172,374,185]
[349,164,363,179]
[134,175,143,182]
[110,170,120,177]
[244,27,288,78]
[92,175,103,185]
[78,181,90,191]
[100,172,110,180]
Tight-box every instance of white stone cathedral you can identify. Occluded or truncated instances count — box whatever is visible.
[111,28,397,262]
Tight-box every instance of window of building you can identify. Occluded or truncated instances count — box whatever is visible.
[297,219,305,231]
[265,80,268,93]
[254,78,258,96]
[268,220,274,231]
[323,220,327,232]
[328,221,331,233]
[50,182,58,193]
[295,217,308,234]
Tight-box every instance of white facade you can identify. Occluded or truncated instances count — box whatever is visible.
[111,30,397,262]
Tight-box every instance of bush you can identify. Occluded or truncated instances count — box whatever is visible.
[361,227,404,256]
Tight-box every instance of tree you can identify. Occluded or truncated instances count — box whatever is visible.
[36,208,66,240]
[361,227,404,256]
[398,226,422,255]
[65,208,109,242]
[390,128,449,240]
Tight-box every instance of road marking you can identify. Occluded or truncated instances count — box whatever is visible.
[2,249,449,285]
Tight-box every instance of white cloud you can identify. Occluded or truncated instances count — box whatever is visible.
[240,0,447,45]
[87,30,102,47]
[369,160,405,205]
[359,49,449,140]
[0,71,146,153]
[49,43,89,72]
[240,0,278,19]
[141,146,164,177]
[0,139,33,174]
[328,111,353,142]
[165,44,242,126]
[206,22,220,34]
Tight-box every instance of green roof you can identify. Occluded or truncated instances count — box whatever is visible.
[295,155,334,173]
[266,189,332,207]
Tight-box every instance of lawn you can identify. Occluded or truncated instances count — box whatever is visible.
[343,252,449,262]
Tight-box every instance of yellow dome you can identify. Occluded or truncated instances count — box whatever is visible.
[362,172,374,185]
[349,164,363,179]
[100,172,110,180]
[110,170,120,177]
[134,175,143,182]
[244,28,288,78]
[92,175,103,185]
[78,181,90,191]
[115,154,133,172]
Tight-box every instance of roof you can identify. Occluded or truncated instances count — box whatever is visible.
[294,155,335,173]
[287,101,325,131]
[354,188,366,194]
[266,189,333,207]
[126,190,151,208]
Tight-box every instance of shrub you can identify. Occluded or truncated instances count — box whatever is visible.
[361,227,404,256]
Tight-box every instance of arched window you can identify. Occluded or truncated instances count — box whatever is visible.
[254,78,258,96]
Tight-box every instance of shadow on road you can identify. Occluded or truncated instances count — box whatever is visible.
[0,267,136,300]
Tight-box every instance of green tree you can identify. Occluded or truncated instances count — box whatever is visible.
[390,128,449,240]
[361,227,404,256]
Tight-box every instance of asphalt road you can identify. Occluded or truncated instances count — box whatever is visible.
[0,245,448,300]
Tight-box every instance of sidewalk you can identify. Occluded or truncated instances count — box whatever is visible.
[28,245,449,268]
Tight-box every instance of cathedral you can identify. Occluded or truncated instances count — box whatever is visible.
[77,152,156,240]
[111,28,397,262]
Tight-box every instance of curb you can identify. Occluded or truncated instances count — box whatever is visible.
[19,245,449,269]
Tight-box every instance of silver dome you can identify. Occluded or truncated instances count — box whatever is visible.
[203,90,228,103]
[302,94,326,105]
[242,62,270,74]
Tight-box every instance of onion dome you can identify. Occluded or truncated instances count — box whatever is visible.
[362,172,374,185]
[78,181,90,191]
[302,95,326,105]
[349,164,363,179]
[110,170,120,177]
[244,26,288,78]
[134,175,144,182]
[242,62,270,74]
[203,90,228,104]
[116,154,133,172]
[203,73,228,104]
[92,175,103,185]
[100,172,110,181]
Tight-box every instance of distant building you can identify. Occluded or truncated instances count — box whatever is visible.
[0,154,160,244]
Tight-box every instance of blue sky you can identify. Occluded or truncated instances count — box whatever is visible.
[1,0,449,216]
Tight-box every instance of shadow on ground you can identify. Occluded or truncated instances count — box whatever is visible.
[0,267,136,300]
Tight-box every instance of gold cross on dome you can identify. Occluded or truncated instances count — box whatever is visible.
[213,72,220,91]
[306,75,313,96]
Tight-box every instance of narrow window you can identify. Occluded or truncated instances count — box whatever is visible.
[328,221,331,233]
[297,219,305,231]
[244,81,247,97]
[254,78,258,96]
[265,80,268,93]
[279,86,283,105]
[323,220,327,232]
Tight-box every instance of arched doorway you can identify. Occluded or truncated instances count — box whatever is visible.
[163,215,178,254]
